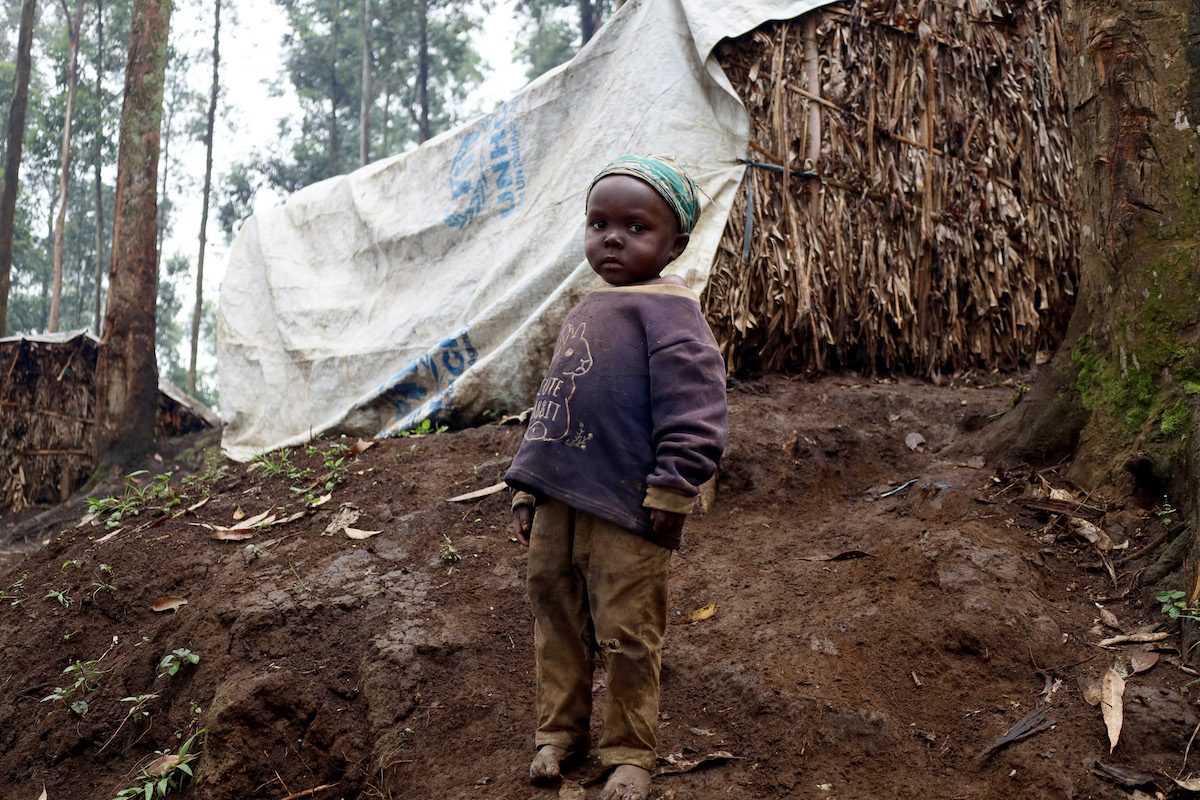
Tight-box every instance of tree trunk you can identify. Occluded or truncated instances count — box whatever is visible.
[579,0,598,44]
[92,0,105,335]
[49,0,88,333]
[156,71,176,273]
[417,0,430,142]
[0,0,38,336]
[329,9,341,174]
[189,0,220,397]
[985,0,1200,612]
[360,0,372,166]
[96,0,172,469]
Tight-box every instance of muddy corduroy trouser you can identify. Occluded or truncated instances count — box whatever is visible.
[526,498,672,771]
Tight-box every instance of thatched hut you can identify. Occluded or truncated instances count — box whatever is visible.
[703,0,1076,376]
[0,331,217,515]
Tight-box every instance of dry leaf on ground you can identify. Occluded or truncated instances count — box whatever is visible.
[1130,652,1159,674]
[1077,675,1101,706]
[1098,607,1121,629]
[447,482,508,503]
[232,506,245,520]
[344,527,383,540]
[1101,666,1126,752]
[676,604,716,624]
[151,596,188,613]
[146,753,180,776]
[350,438,376,455]
[212,530,255,541]
[1071,519,1114,551]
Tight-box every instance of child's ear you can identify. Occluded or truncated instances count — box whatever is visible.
[669,232,690,262]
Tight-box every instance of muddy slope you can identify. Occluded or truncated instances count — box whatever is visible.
[0,375,1194,800]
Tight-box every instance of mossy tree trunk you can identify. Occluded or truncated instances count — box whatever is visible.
[988,0,1200,596]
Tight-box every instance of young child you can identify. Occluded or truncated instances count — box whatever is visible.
[505,155,728,800]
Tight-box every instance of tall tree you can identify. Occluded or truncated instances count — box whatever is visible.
[92,0,105,333]
[359,0,372,165]
[190,0,220,396]
[48,0,88,333]
[0,0,39,335]
[513,0,612,79]
[96,0,171,468]
[267,0,481,192]
[985,0,1200,604]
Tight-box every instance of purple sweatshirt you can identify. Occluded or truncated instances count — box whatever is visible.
[505,284,728,548]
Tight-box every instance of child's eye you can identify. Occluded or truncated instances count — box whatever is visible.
[591,221,606,230]
[629,224,645,233]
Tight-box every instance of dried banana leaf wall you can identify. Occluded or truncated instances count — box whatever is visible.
[0,334,98,514]
[702,0,1076,376]
[0,333,213,516]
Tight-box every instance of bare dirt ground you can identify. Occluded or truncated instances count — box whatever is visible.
[1,374,1197,800]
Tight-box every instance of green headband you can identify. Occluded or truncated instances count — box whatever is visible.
[588,155,701,234]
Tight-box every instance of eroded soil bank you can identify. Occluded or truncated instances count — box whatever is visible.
[1,375,1195,799]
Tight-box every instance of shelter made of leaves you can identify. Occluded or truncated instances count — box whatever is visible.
[0,332,215,515]
[703,0,1076,376]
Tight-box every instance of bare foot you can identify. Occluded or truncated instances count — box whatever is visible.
[597,764,651,800]
[529,744,569,784]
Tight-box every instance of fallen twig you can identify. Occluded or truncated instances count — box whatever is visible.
[277,784,339,800]
[1097,632,1169,648]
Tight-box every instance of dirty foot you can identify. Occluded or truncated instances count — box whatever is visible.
[598,765,651,800]
[529,744,570,784]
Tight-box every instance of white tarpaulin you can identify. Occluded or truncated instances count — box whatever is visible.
[218,0,825,460]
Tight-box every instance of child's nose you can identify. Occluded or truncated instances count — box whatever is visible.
[604,229,622,246]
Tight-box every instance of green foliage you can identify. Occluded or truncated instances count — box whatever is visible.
[157,648,200,680]
[86,471,179,529]
[91,563,117,598]
[0,573,27,607]
[42,655,111,716]
[252,448,310,481]
[1161,400,1190,438]
[1157,590,1199,621]
[110,729,205,800]
[440,534,461,562]
[396,418,448,437]
[44,588,71,608]
[287,563,310,592]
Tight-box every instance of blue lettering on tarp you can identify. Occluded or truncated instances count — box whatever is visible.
[443,101,526,230]
[377,328,479,427]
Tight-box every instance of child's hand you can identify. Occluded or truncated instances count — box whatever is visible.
[512,505,532,547]
[650,509,686,539]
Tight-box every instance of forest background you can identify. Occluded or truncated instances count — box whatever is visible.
[0,0,610,409]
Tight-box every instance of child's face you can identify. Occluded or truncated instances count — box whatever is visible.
[584,176,690,286]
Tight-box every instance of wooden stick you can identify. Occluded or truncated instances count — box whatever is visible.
[277,784,339,800]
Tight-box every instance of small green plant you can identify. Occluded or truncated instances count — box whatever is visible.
[43,655,110,716]
[181,449,228,494]
[287,563,310,593]
[119,693,158,725]
[1157,590,1199,621]
[157,649,200,680]
[86,470,178,529]
[62,559,83,570]
[440,535,461,563]
[111,729,204,800]
[396,418,448,437]
[91,564,116,598]
[0,573,26,606]
[44,588,71,608]
[253,448,309,481]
